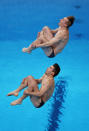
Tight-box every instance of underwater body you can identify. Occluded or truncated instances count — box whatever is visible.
[0,0,89,131]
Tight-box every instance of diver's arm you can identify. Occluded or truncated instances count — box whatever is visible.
[51,28,59,34]
[36,37,60,47]
[35,75,45,84]
[24,85,49,97]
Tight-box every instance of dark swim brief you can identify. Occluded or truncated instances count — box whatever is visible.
[48,50,55,58]
[36,99,45,108]
[48,47,55,58]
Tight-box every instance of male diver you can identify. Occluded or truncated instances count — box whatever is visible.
[22,16,75,58]
[7,64,60,108]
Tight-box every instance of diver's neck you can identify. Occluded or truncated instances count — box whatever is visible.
[45,73,53,78]
[60,26,68,30]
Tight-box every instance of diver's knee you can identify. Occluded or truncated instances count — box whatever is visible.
[21,78,26,84]
[27,76,33,79]
[43,26,49,30]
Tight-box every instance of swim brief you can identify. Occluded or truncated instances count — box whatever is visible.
[36,99,45,108]
[48,50,55,58]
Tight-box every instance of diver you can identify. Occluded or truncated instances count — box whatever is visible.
[7,64,60,108]
[22,16,75,58]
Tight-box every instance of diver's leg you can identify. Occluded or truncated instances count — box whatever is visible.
[7,78,28,96]
[42,26,54,41]
[22,26,53,53]
[10,94,27,106]
[10,85,39,106]
[23,87,41,107]
[22,39,42,53]
[28,77,39,92]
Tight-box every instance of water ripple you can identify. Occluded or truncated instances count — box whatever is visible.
[45,77,68,131]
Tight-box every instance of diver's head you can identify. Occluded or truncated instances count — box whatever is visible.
[45,63,60,77]
[59,16,75,28]
[53,63,60,77]
[67,16,75,28]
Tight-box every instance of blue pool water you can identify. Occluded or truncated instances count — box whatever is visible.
[0,0,89,131]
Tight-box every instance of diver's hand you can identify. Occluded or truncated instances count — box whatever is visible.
[35,44,40,48]
[24,90,30,95]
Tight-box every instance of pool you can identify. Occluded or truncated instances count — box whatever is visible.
[0,0,89,131]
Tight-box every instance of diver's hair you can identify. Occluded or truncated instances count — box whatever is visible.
[53,63,60,77]
[67,16,75,27]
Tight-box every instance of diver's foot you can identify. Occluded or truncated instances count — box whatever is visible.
[11,99,22,106]
[22,48,31,53]
[7,91,19,96]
